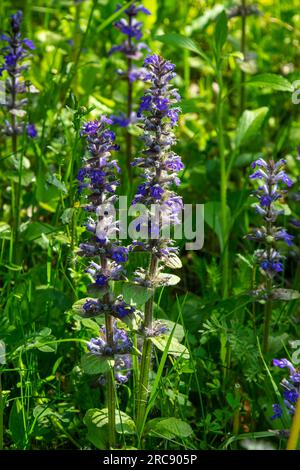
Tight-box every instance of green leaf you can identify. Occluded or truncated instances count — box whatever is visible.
[61,208,74,225]
[33,404,55,420]
[151,335,189,359]
[155,33,210,64]
[81,318,100,336]
[145,417,193,440]
[272,289,300,301]
[214,11,228,58]
[36,175,61,212]
[268,333,289,354]
[47,174,68,194]
[160,320,185,342]
[226,392,240,410]
[235,107,269,148]
[84,408,136,449]
[204,201,230,251]
[83,409,108,450]
[9,399,26,448]
[246,74,294,93]
[81,353,110,375]
[122,282,153,306]
[23,222,56,241]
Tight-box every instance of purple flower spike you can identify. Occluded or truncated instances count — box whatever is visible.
[248,158,293,280]
[109,1,152,128]
[271,358,300,420]
[0,10,36,138]
[130,54,183,273]
[87,324,133,384]
[78,115,133,321]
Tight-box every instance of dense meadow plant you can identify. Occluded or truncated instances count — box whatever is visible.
[248,158,293,353]
[77,116,135,447]
[109,1,150,181]
[0,11,36,253]
[130,54,183,435]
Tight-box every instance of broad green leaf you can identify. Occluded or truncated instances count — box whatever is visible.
[81,353,110,375]
[214,11,228,58]
[247,74,294,92]
[33,405,55,420]
[151,335,189,359]
[145,417,193,440]
[155,33,210,64]
[23,221,56,241]
[268,333,289,355]
[235,107,269,148]
[81,318,100,336]
[122,282,153,306]
[84,408,135,451]
[83,409,108,450]
[47,174,68,194]
[160,320,185,342]
[36,175,61,212]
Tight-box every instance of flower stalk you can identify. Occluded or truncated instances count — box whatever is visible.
[78,116,134,448]
[109,1,151,181]
[0,10,36,256]
[248,158,293,353]
[130,54,183,437]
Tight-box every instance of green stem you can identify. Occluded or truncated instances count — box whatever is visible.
[262,278,272,354]
[0,372,3,450]
[105,311,116,449]
[216,69,228,298]
[262,184,273,354]
[240,0,247,113]
[287,388,300,450]
[136,255,158,439]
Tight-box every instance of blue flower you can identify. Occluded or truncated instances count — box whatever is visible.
[271,403,283,420]
[27,123,37,138]
[0,12,36,138]
[130,55,183,269]
[249,159,293,282]
[272,358,300,419]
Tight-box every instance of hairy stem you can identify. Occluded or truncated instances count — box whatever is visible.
[262,186,273,354]
[136,255,158,438]
[262,279,272,354]
[102,253,115,448]
[105,311,116,449]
